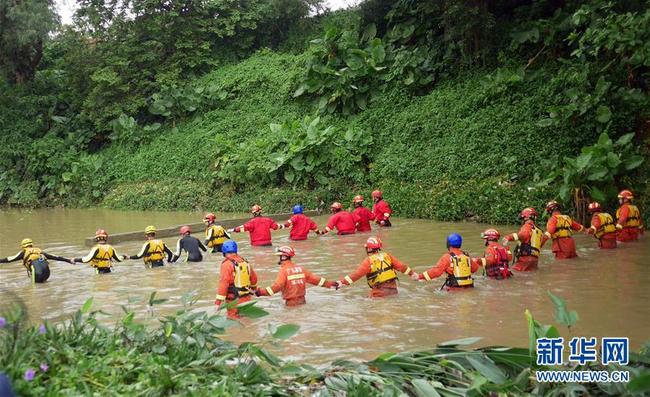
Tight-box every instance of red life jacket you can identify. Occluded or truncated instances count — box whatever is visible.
[485,244,512,279]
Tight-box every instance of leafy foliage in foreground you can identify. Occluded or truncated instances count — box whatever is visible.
[2,291,649,396]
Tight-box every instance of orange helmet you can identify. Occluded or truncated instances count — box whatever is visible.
[618,190,634,200]
[520,207,538,219]
[481,228,500,241]
[353,195,364,203]
[371,190,382,199]
[95,229,108,240]
[545,200,560,213]
[274,246,295,258]
[179,225,191,235]
[364,237,383,250]
[330,202,342,210]
[587,202,601,212]
[251,204,263,214]
[203,212,216,222]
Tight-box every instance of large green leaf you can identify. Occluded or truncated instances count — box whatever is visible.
[627,373,650,393]
[589,186,606,202]
[615,132,634,147]
[237,301,269,319]
[411,379,442,397]
[624,155,644,170]
[272,324,300,340]
[547,291,578,328]
[595,105,612,123]
[466,355,507,384]
[587,165,609,181]
[284,169,295,183]
[439,337,482,347]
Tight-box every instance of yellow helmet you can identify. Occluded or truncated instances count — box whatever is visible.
[21,238,33,248]
[144,225,157,235]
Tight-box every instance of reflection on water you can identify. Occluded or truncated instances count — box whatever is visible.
[1,208,649,364]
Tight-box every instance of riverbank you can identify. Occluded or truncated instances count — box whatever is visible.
[12,49,645,223]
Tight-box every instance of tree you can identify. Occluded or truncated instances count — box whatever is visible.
[0,0,59,84]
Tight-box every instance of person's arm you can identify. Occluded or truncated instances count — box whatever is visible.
[381,201,392,219]
[0,251,25,263]
[616,206,629,228]
[480,247,495,267]
[368,208,376,221]
[224,229,232,239]
[249,266,258,289]
[170,239,183,262]
[205,227,214,246]
[418,256,449,281]
[127,242,150,260]
[42,252,73,264]
[309,219,319,233]
[470,257,481,273]
[163,245,174,262]
[231,221,252,233]
[198,239,207,252]
[588,216,600,235]
[111,249,122,262]
[215,261,233,305]
[257,268,288,296]
[544,217,556,240]
[571,218,584,232]
[389,254,415,276]
[74,247,100,263]
[270,221,279,231]
[339,258,372,285]
[304,269,336,288]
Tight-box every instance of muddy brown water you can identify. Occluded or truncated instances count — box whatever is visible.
[1,208,648,364]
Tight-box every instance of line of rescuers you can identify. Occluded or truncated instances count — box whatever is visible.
[214,232,515,319]
[0,189,642,286]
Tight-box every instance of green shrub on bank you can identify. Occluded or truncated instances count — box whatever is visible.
[2,292,648,396]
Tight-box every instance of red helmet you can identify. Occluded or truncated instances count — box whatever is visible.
[95,229,108,239]
[618,190,634,200]
[353,195,364,203]
[371,190,382,199]
[203,212,216,222]
[481,228,500,241]
[545,200,560,213]
[519,207,538,219]
[274,246,295,258]
[251,204,262,214]
[179,225,191,235]
[364,237,383,250]
[330,202,342,210]
[587,202,601,212]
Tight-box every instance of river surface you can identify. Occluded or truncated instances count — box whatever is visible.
[1,208,649,364]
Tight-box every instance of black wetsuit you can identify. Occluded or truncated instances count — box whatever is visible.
[0,250,69,283]
[171,235,207,262]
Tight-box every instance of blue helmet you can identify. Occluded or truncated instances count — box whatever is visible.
[446,233,463,248]
[222,240,238,254]
[292,204,304,214]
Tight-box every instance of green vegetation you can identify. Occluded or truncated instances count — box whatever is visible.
[1,0,649,224]
[2,291,649,396]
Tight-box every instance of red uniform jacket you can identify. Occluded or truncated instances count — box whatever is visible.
[481,242,513,267]
[326,211,356,235]
[504,220,545,257]
[235,216,279,246]
[284,214,318,240]
[340,252,414,285]
[215,254,258,303]
[353,206,375,232]
[258,260,335,301]
[372,200,392,224]
[419,248,481,280]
